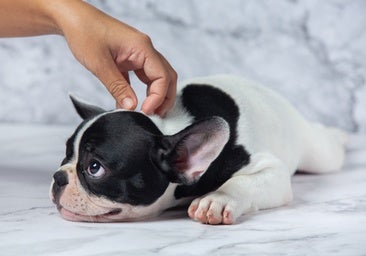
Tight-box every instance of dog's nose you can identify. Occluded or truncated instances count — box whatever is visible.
[53,170,69,187]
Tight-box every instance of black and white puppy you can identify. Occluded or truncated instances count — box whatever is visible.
[50,75,347,225]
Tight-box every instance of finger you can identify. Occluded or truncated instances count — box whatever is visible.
[95,56,137,110]
[155,78,177,117]
[141,77,168,115]
[140,54,177,115]
[115,72,131,108]
[153,52,177,116]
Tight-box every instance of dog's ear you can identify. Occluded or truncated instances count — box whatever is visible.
[153,117,230,185]
[69,94,105,120]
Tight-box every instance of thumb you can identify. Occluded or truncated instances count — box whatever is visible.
[96,58,138,110]
[108,76,137,110]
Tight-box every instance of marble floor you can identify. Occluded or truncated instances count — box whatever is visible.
[0,124,365,256]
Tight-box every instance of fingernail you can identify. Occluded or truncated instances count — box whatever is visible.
[141,106,153,116]
[141,109,152,116]
[122,98,134,110]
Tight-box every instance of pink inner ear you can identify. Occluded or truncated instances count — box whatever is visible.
[174,148,189,172]
[186,134,205,152]
[180,128,230,182]
[182,142,219,179]
[174,133,206,173]
[169,117,230,184]
[191,170,204,178]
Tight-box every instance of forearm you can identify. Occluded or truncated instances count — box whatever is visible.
[0,0,84,37]
[0,0,177,115]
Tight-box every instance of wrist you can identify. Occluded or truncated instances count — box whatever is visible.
[40,0,86,36]
[0,0,72,37]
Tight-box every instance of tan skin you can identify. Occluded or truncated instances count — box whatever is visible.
[0,0,177,116]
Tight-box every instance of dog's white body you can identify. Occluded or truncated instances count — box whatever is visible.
[51,75,347,224]
[151,75,347,224]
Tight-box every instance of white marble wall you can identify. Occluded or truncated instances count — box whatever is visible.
[0,0,365,133]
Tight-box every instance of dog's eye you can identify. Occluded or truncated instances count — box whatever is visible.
[86,160,105,178]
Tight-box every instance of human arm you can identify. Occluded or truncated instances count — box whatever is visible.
[0,0,177,116]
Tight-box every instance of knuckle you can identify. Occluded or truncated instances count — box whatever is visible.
[139,33,153,46]
[172,71,178,85]
[174,70,178,80]
[108,79,130,97]
[171,69,178,81]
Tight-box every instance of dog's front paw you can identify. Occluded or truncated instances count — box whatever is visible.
[188,191,239,225]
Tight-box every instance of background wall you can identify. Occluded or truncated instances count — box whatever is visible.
[0,0,365,133]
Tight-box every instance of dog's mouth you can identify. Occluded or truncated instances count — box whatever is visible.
[57,205,122,222]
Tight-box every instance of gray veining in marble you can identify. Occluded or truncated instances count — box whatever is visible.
[0,124,365,255]
[0,1,366,254]
[0,0,365,133]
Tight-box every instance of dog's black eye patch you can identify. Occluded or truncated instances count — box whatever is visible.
[78,149,111,182]
[72,111,170,205]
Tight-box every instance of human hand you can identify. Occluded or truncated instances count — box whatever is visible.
[50,0,177,116]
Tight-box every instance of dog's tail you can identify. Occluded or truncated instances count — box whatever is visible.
[299,123,349,174]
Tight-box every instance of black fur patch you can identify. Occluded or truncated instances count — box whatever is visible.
[175,84,250,199]
[74,112,169,205]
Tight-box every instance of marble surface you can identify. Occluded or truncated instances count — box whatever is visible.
[0,124,365,255]
[0,0,365,133]
[0,1,365,254]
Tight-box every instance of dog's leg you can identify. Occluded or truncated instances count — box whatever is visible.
[188,153,293,225]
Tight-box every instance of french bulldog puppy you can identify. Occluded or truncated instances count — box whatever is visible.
[50,75,347,225]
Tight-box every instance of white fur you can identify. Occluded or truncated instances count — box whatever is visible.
[50,109,183,222]
[52,75,347,224]
[151,75,348,224]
